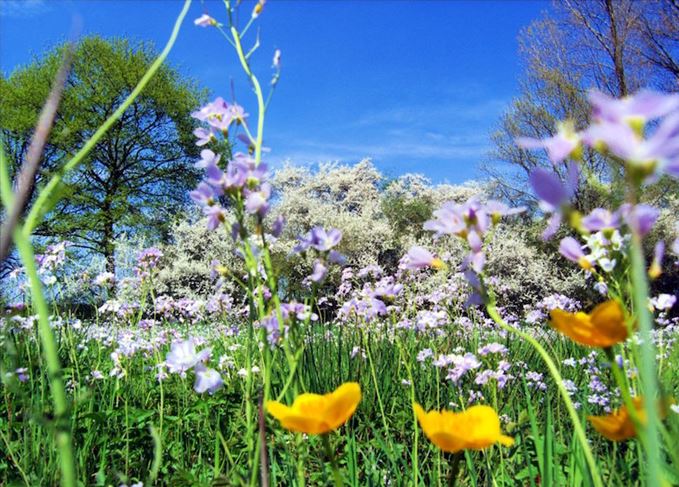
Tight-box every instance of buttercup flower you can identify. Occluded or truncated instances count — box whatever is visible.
[588,397,652,441]
[413,403,514,453]
[266,382,361,435]
[549,300,628,348]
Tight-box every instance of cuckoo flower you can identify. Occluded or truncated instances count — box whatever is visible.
[581,208,620,233]
[403,246,445,270]
[549,300,628,348]
[517,121,582,165]
[413,403,514,453]
[529,162,579,239]
[588,89,679,125]
[559,237,593,270]
[620,204,659,237]
[194,14,218,27]
[266,382,361,435]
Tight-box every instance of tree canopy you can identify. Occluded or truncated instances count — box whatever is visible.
[0,36,205,272]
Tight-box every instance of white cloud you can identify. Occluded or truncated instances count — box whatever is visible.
[0,0,51,18]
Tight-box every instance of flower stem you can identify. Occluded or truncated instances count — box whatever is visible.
[14,228,76,487]
[447,452,463,487]
[486,303,603,487]
[629,234,662,484]
[322,434,344,487]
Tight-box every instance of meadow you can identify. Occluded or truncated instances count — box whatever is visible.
[2,1,679,486]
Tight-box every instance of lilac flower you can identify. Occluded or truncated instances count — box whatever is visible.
[165,339,211,375]
[517,122,581,164]
[272,215,285,237]
[196,149,221,169]
[621,203,659,236]
[424,198,488,238]
[193,127,215,146]
[194,14,218,27]
[650,294,676,311]
[559,237,592,270]
[94,272,116,286]
[403,246,444,270]
[581,208,620,233]
[478,343,508,356]
[193,367,223,394]
[485,200,526,224]
[294,227,342,253]
[529,162,579,239]
[417,348,433,363]
[190,182,218,206]
[191,97,229,124]
[588,89,679,124]
[649,240,664,279]
[309,260,328,283]
[244,183,271,216]
[582,114,679,176]
[204,205,227,230]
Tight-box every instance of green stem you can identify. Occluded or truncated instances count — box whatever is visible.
[447,452,463,487]
[629,234,662,484]
[14,228,76,487]
[229,25,266,166]
[486,303,603,487]
[322,434,343,487]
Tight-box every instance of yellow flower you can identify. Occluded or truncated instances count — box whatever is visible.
[413,403,514,453]
[588,397,670,441]
[266,382,361,435]
[549,300,628,348]
[588,397,645,441]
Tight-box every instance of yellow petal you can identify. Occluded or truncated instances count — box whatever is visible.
[266,401,292,421]
[279,414,330,435]
[325,382,361,430]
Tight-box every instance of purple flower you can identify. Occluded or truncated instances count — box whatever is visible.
[529,163,578,210]
[191,97,229,124]
[308,260,328,283]
[193,127,215,146]
[190,182,218,206]
[649,240,665,279]
[485,200,526,224]
[529,162,579,239]
[424,198,488,238]
[244,183,271,216]
[294,227,342,253]
[204,205,227,230]
[589,89,679,124]
[403,246,443,270]
[194,14,218,27]
[194,366,223,394]
[166,339,211,375]
[582,114,679,176]
[621,204,659,237]
[196,149,220,169]
[581,208,620,232]
[517,122,581,165]
[272,215,285,237]
[559,237,592,270]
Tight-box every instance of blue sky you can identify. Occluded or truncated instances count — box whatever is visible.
[1,0,549,184]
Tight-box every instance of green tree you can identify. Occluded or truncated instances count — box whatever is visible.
[0,36,205,273]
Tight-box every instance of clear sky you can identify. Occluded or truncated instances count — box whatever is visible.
[0,0,549,184]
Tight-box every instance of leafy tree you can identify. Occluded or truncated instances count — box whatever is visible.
[0,36,205,273]
[484,0,679,211]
